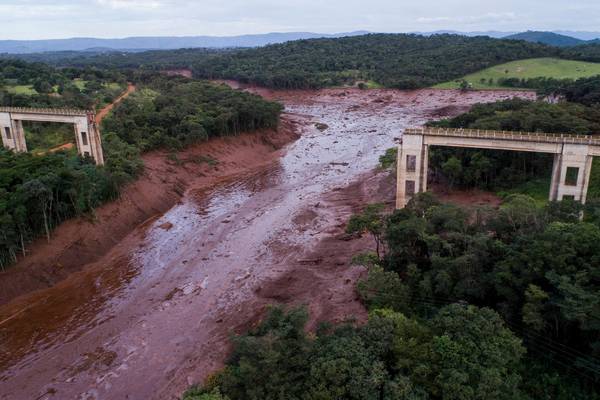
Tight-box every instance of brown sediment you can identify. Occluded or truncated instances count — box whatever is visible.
[0,87,535,400]
[162,69,193,79]
[0,118,299,305]
[430,183,503,208]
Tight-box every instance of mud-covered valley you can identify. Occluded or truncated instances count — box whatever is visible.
[0,88,535,400]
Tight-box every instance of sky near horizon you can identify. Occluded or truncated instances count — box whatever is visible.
[1,0,600,40]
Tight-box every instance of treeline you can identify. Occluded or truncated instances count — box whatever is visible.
[191,34,557,89]
[2,48,226,70]
[0,72,284,268]
[563,42,600,63]
[426,98,600,192]
[184,195,600,400]
[102,74,282,151]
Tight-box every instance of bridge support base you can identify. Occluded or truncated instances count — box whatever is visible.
[396,132,596,209]
[396,135,428,209]
[549,144,593,203]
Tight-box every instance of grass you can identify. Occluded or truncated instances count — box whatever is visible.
[497,179,550,206]
[361,80,384,89]
[5,85,38,95]
[103,82,123,91]
[73,79,88,90]
[433,58,600,90]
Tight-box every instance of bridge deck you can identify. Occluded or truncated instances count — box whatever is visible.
[0,107,94,117]
[405,127,600,146]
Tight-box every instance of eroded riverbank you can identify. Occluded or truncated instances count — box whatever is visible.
[0,88,535,400]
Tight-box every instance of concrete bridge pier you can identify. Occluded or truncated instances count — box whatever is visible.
[0,107,104,165]
[396,128,600,209]
[396,134,428,209]
[549,144,593,203]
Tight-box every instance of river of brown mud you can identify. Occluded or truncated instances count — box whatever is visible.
[0,88,535,399]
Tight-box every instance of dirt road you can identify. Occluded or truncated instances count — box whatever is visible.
[96,83,136,124]
[0,88,535,400]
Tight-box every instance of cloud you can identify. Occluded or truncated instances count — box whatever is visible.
[95,0,164,10]
[417,12,517,25]
[0,1,597,40]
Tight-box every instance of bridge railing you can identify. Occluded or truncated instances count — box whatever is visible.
[0,107,94,116]
[405,127,600,146]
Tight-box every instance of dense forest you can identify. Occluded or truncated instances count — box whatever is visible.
[184,195,600,399]
[4,48,226,70]
[191,34,557,89]
[0,64,283,268]
[563,42,600,63]
[102,74,282,151]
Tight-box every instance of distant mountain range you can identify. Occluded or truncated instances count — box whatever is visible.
[0,31,369,54]
[504,31,595,47]
[1,30,600,54]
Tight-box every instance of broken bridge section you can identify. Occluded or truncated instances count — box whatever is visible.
[0,107,104,165]
[397,127,600,208]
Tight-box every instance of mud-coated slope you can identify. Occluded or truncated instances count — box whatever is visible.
[0,119,299,305]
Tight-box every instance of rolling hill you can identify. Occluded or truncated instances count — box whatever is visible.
[191,34,557,89]
[505,31,585,47]
[433,57,600,89]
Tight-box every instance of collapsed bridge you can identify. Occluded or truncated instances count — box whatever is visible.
[397,127,600,208]
[0,107,104,165]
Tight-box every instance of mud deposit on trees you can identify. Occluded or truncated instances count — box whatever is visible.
[0,88,534,399]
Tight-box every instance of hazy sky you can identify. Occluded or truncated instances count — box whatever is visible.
[1,0,600,40]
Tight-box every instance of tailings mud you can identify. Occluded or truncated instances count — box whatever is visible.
[0,88,535,399]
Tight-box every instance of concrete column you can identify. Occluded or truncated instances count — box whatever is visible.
[88,121,104,165]
[0,111,17,151]
[421,144,429,193]
[549,143,592,204]
[549,152,562,202]
[396,134,426,208]
[11,119,27,152]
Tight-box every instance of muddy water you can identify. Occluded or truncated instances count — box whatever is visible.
[0,88,535,399]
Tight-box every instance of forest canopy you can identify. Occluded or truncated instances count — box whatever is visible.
[0,66,283,269]
[191,34,558,89]
[184,195,600,400]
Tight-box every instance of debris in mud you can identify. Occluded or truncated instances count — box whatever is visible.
[298,258,323,265]
[70,347,117,375]
[330,162,350,167]
[158,222,174,231]
[164,287,183,301]
[315,122,329,131]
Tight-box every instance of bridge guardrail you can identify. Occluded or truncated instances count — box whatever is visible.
[0,107,94,116]
[405,127,600,146]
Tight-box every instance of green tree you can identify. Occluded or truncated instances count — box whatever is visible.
[346,203,387,258]
[441,156,462,189]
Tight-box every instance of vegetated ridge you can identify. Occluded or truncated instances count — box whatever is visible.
[505,31,587,47]
[191,33,558,89]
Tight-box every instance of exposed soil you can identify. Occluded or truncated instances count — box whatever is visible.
[0,119,299,305]
[430,183,503,208]
[95,83,136,124]
[162,69,193,79]
[0,87,535,400]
